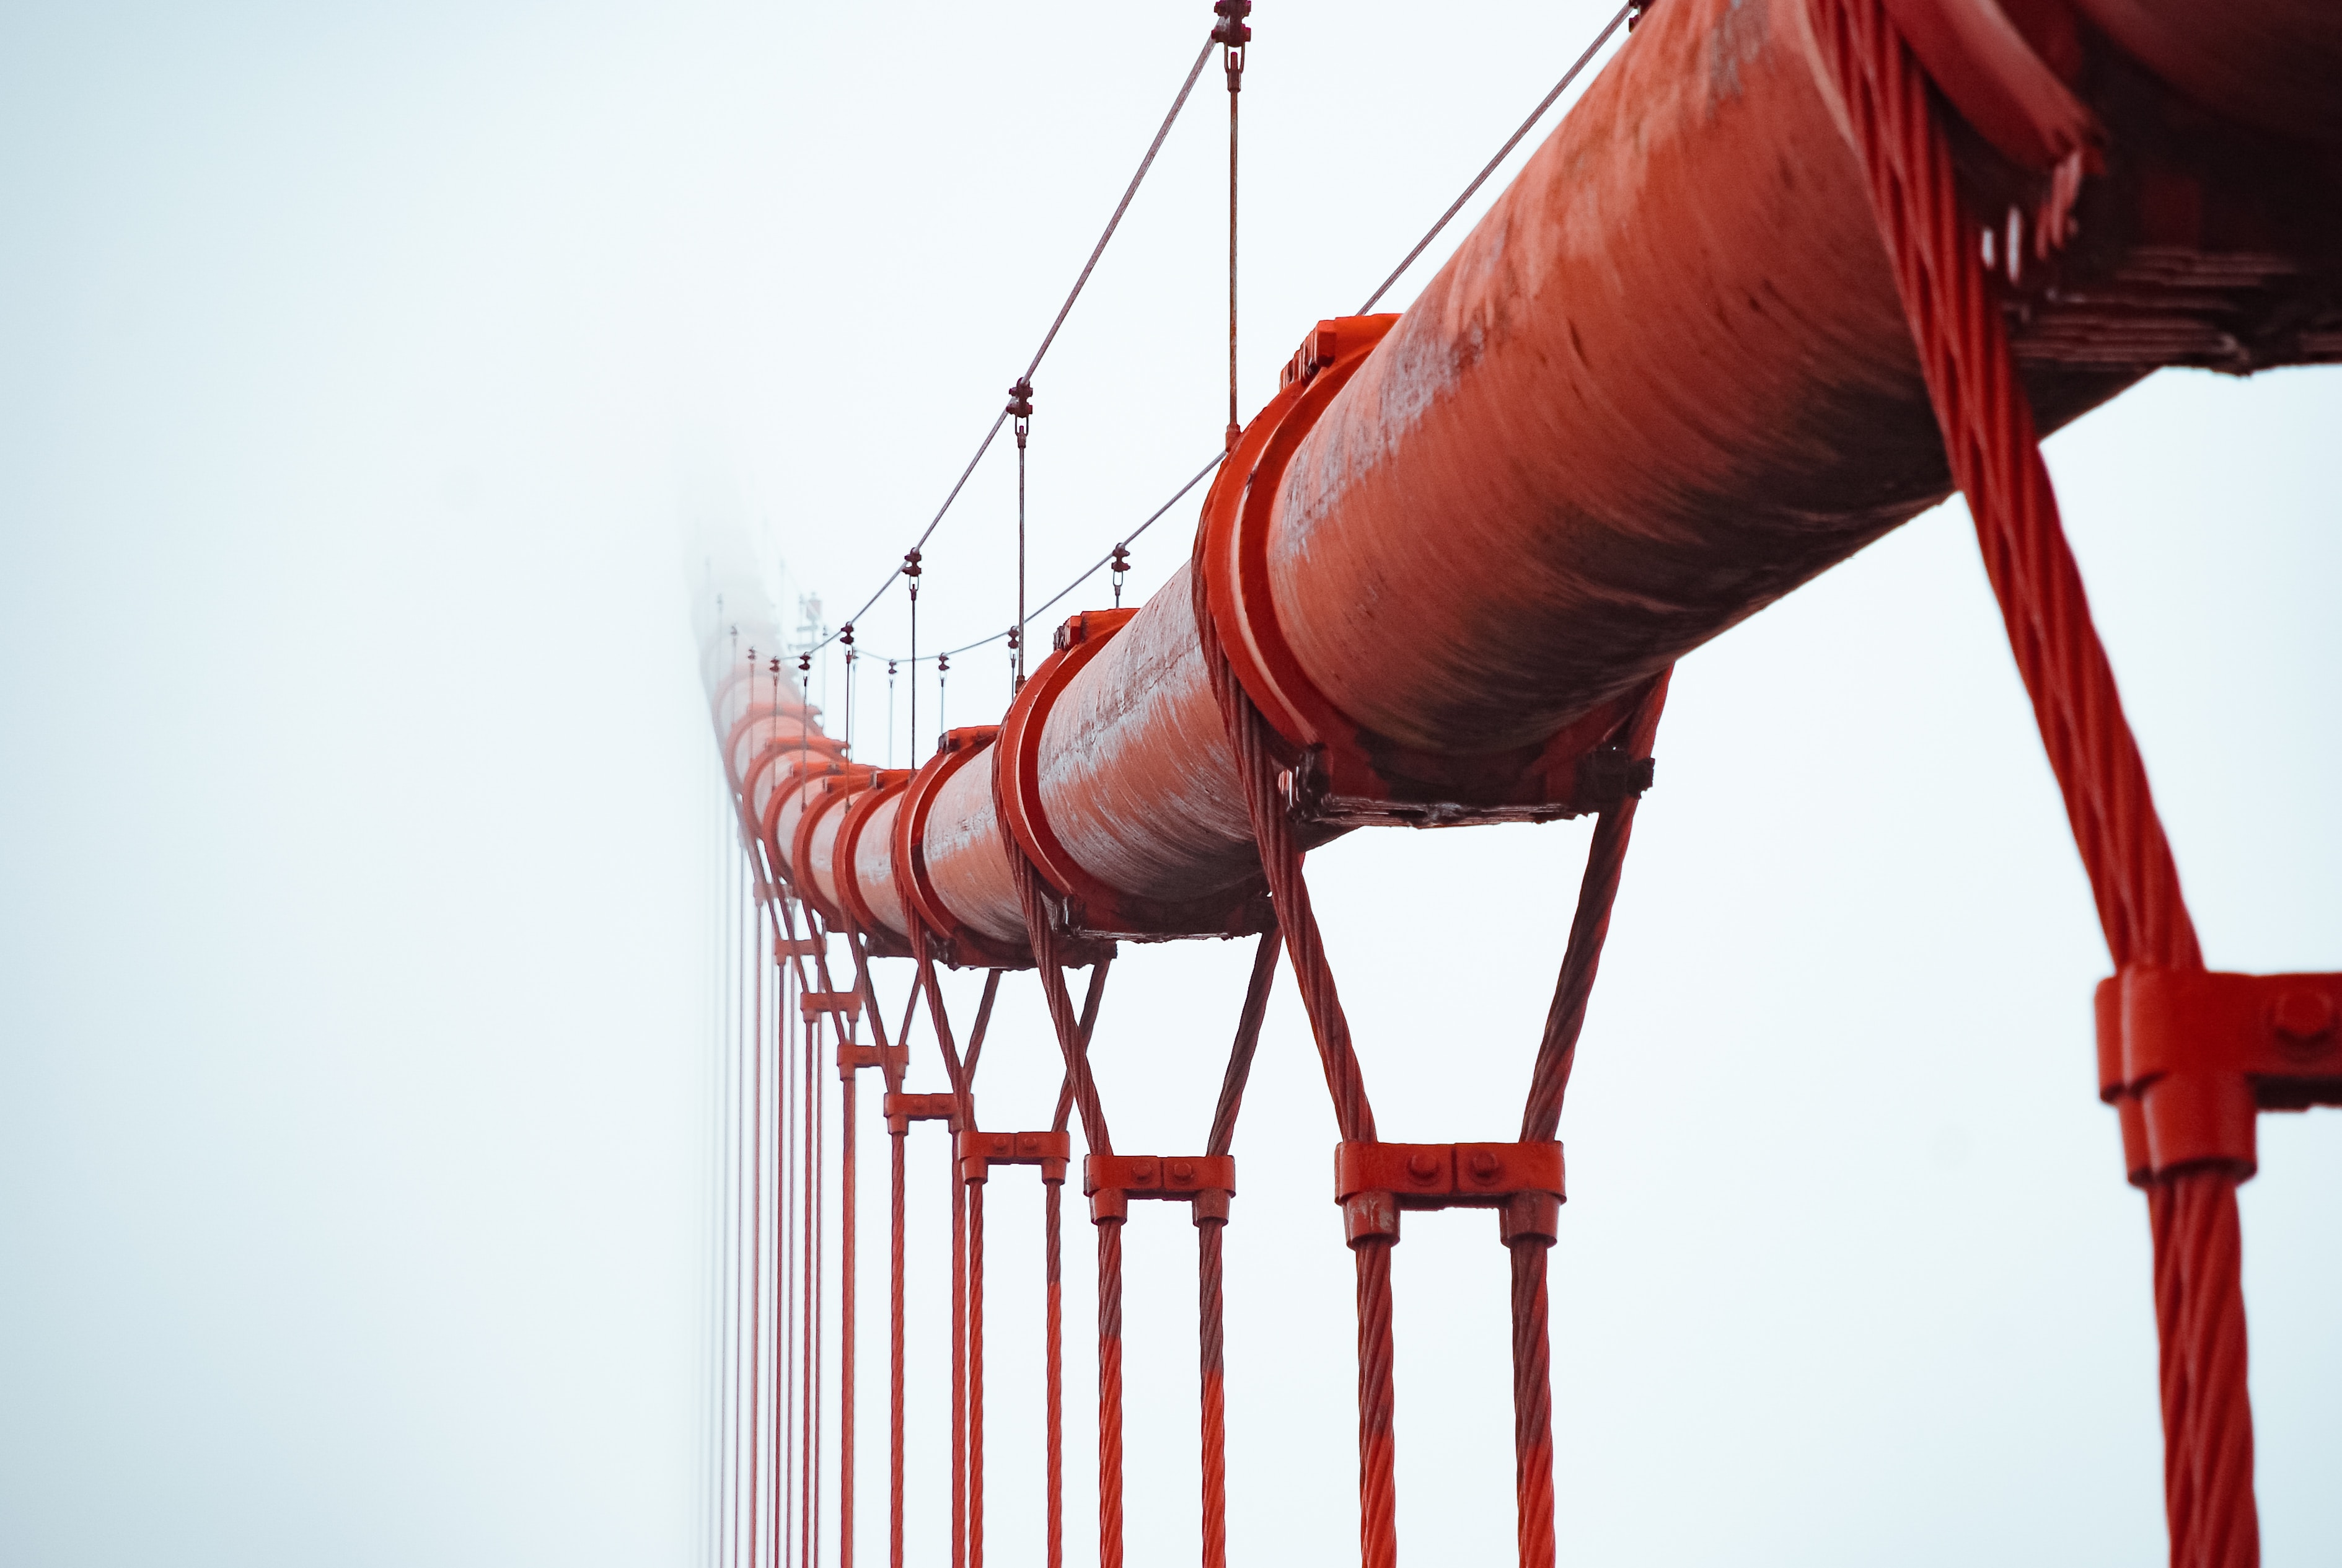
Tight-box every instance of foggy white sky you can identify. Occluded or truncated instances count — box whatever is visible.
[2,3,2336,1566]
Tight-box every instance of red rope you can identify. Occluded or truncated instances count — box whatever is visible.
[1002,807,1127,1568]
[2176,1171,2257,1563]
[951,1130,967,1568]
[1809,1,2252,1561]
[809,995,827,1568]
[889,1119,907,1568]
[1351,1242,1398,1568]
[1197,1220,1228,1568]
[1507,1244,1554,1568]
[840,1064,858,1568]
[1191,533,1394,1567]
[749,899,766,1568]
[775,935,791,1568]
[1096,1217,1127,1568]
[1044,1181,1064,1568]
[1195,927,1279,1568]
[730,849,747,1568]
[1037,964,1109,1568]
[967,1181,987,1568]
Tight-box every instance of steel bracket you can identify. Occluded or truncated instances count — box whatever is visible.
[2097,966,2342,1183]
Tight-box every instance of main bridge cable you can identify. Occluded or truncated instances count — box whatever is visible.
[1356,1,1632,314]
[806,33,1220,663]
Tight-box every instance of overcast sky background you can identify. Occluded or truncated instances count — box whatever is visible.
[2,3,2336,1565]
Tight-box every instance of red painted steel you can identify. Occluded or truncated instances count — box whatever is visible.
[705,1,2342,1561]
[2098,969,2342,1182]
[793,770,878,931]
[835,770,914,956]
[900,0,2336,936]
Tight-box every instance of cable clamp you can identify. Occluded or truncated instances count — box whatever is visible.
[837,1041,907,1081]
[799,990,863,1023]
[1210,0,1251,50]
[957,1129,1074,1186]
[1333,1140,1566,1248]
[883,1091,969,1135]
[1573,745,1656,807]
[1083,1153,1238,1225]
[2097,966,2342,1184]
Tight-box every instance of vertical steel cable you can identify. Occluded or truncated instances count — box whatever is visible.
[952,1129,967,1568]
[1506,675,1666,1567]
[889,1116,907,1568]
[1037,964,1109,1568]
[967,1181,987,1568]
[1507,1244,1556,1568]
[1197,1221,1228,1568]
[750,895,765,1568]
[1197,927,1277,1568]
[2177,1171,2255,1564]
[1010,384,1032,692]
[775,932,791,1568]
[841,1048,858,1568]
[721,829,740,1566]
[2148,1184,2196,1559]
[1807,3,2245,1564]
[1044,1180,1064,1568]
[1220,11,1245,452]
[812,1026,828,1568]
[1096,1217,1127,1568]
[1003,838,1124,1568]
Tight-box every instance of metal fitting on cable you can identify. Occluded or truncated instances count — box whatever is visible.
[1111,544,1130,607]
[1332,1140,1567,1248]
[1212,0,1251,55]
[798,651,812,674]
[1007,377,1034,449]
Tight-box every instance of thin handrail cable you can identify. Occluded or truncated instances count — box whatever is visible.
[859,449,1223,665]
[806,35,1218,659]
[1356,3,1632,314]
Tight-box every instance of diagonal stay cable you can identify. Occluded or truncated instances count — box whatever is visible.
[806,35,1218,658]
[862,448,1224,664]
[1356,2,1631,314]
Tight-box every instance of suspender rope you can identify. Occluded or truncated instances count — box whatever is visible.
[1003,841,1124,1568]
[889,1076,908,1568]
[750,873,767,1568]
[1189,522,1393,1568]
[840,989,859,1568]
[923,958,998,1568]
[1808,6,2245,1566]
[1199,925,1279,1568]
[1010,382,1033,693]
[837,925,913,1568]
[1215,0,1249,452]
[1506,674,1669,1568]
[1042,962,1114,1568]
[730,832,747,1568]
[779,909,796,1568]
